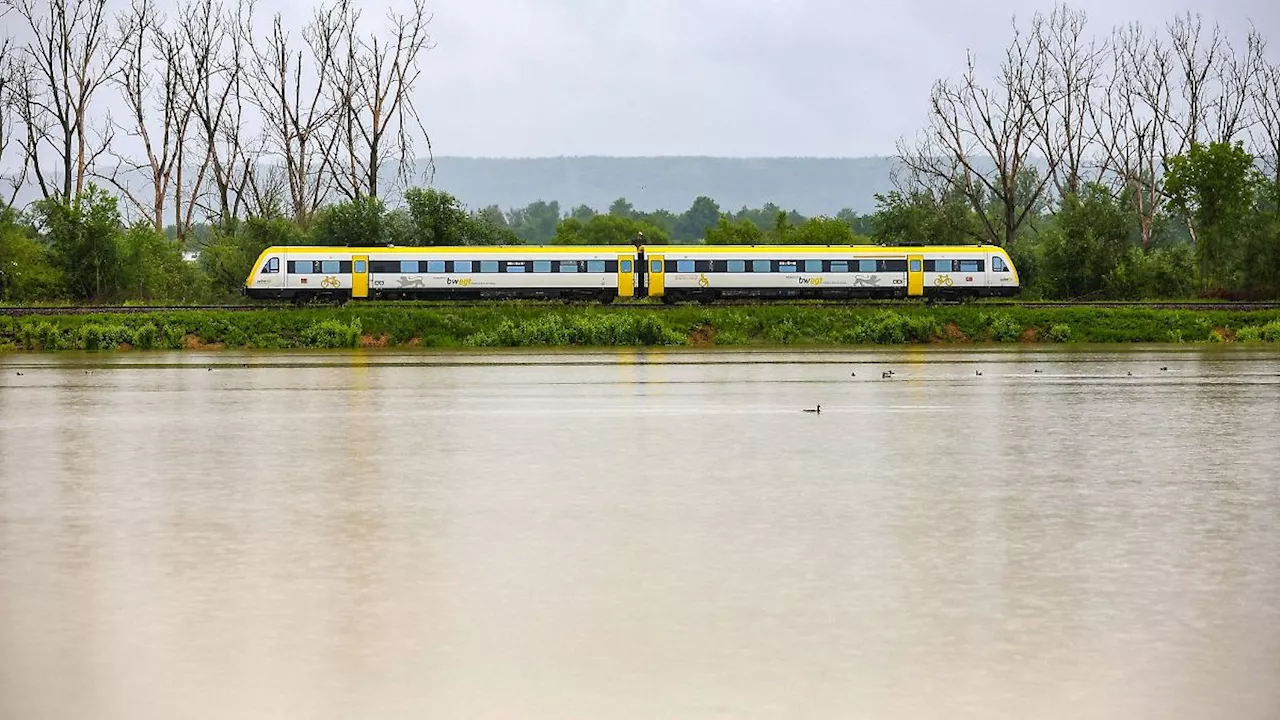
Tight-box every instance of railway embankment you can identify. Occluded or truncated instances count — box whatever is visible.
[2,304,1280,351]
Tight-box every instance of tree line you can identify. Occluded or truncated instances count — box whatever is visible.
[1,1,1279,302]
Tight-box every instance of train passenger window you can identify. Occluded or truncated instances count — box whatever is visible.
[427,260,445,273]
[620,260,632,272]
[696,260,714,272]
[455,260,473,273]
[779,261,797,272]
[264,257,280,273]
[677,260,695,273]
[588,260,606,273]
[558,261,577,273]
[882,260,908,272]
[858,259,877,273]
[830,261,848,273]
[353,260,366,273]
[959,259,982,272]
[728,260,745,272]
[752,260,770,273]
[534,260,552,273]
[480,261,499,273]
[506,262,526,273]
[322,260,340,274]
[993,257,1008,272]
[400,260,417,273]
[909,259,922,272]
[804,260,823,273]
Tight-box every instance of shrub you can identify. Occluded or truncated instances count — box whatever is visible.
[79,323,133,350]
[1046,323,1073,342]
[300,318,363,348]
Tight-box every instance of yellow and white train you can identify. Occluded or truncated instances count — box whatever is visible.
[243,244,1020,303]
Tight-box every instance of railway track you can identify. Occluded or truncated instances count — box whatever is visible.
[4,300,1280,316]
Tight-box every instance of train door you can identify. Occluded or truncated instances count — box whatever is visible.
[352,255,369,298]
[618,254,635,298]
[907,254,924,297]
[647,254,665,297]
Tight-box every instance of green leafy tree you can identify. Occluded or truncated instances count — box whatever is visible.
[35,185,124,301]
[569,204,597,222]
[704,215,765,245]
[675,196,721,242]
[551,215,671,245]
[608,197,635,218]
[404,187,471,246]
[507,200,561,244]
[871,190,980,246]
[117,223,204,301]
[836,208,876,236]
[787,216,869,245]
[1037,185,1136,299]
[310,195,388,246]
[1165,141,1262,291]
[0,206,63,302]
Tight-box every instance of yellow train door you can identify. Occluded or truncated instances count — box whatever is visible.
[647,254,665,297]
[618,254,635,298]
[352,255,369,298]
[907,254,923,297]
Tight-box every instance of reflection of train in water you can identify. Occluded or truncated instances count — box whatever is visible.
[243,244,1020,303]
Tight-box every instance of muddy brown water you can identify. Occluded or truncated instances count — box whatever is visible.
[2,347,1279,720]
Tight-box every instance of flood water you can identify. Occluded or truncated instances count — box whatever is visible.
[1,346,1279,720]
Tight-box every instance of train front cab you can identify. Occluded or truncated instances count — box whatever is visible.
[243,249,285,299]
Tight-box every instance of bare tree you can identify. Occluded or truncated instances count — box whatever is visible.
[1027,4,1105,198]
[326,0,433,201]
[897,19,1057,247]
[2,0,126,200]
[243,1,343,227]
[0,36,29,206]
[100,0,202,235]
[1256,58,1280,187]
[1093,23,1167,249]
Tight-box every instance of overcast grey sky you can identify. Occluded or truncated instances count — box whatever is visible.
[273,0,1276,158]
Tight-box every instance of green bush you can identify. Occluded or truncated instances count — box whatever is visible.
[300,318,363,348]
[79,323,133,350]
[1046,323,1073,342]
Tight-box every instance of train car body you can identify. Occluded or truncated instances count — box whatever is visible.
[657,245,1018,302]
[244,245,639,302]
[244,244,1019,302]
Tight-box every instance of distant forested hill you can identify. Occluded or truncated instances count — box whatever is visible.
[422,157,898,216]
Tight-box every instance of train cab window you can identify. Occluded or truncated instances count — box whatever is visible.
[559,260,578,273]
[588,260,606,273]
[263,257,280,274]
[455,260,473,273]
[993,257,1008,272]
[752,259,771,273]
[620,260,633,272]
[322,260,341,274]
[830,260,848,273]
[959,259,983,272]
[909,259,922,272]
[804,260,823,273]
[858,259,876,273]
[728,260,745,273]
[676,260,694,273]
[534,260,552,273]
[480,261,499,273]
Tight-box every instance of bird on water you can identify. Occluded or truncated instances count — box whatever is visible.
[803,405,821,414]
[975,370,983,376]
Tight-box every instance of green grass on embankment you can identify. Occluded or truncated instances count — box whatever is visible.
[2,304,1280,351]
